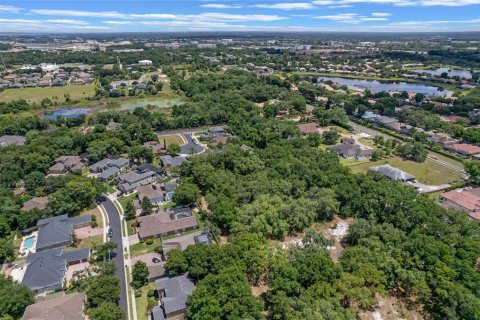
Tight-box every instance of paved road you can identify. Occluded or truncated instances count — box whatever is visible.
[181,133,205,155]
[348,121,391,139]
[100,197,128,317]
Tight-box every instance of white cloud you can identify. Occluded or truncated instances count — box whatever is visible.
[0,5,22,13]
[201,4,243,8]
[45,19,89,25]
[371,12,391,16]
[312,0,480,6]
[314,12,391,23]
[30,9,127,18]
[252,2,317,10]
[103,21,135,25]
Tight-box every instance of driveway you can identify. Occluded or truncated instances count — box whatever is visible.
[100,197,128,315]
[75,226,104,239]
[130,253,163,267]
[407,181,450,193]
[180,133,205,155]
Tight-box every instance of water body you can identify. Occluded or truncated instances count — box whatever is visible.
[413,67,472,79]
[118,97,185,111]
[42,107,90,119]
[318,76,453,97]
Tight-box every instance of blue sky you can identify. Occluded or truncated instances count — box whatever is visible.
[1,0,480,33]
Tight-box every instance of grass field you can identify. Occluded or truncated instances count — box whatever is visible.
[82,207,104,229]
[119,193,137,212]
[130,238,161,257]
[157,134,185,146]
[0,84,96,103]
[135,282,157,320]
[430,152,464,169]
[349,157,464,185]
[358,137,375,148]
[76,234,104,249]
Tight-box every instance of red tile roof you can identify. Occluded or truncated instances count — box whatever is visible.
[297,122,319,134]
[446,143,480,155]
[441,188,480,220]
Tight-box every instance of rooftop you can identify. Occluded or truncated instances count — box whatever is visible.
[36,214,91,251]
[297,122,319,134]
[23,292,86,320]
[137,209,198,239]
[154,274,195,317]
[369,164,415,181]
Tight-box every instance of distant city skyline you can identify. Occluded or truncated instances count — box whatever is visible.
[1,0,480,33]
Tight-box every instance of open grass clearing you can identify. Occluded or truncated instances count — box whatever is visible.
[157,133,185,146]
[81,207,104,229]
[119,193,137,212]
[130,238,161,258]
[0,84,96,103]
[349,156,464,185]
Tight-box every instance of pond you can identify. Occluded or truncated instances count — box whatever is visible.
[117,97,185,111]
[413,67,472,79]
[317,76,453,97]
[42,107,90,120]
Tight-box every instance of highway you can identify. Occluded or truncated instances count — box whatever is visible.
[100,197,128,317]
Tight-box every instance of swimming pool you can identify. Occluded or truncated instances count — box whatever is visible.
[23,236,36,249]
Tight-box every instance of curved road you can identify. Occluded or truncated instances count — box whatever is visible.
[100,197,128,317]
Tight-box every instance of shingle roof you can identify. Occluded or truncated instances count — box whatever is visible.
[369,164,415,181]
[297,122,319,134]
[36,214,91,251]
[137,210,198,239]
[21,196,49,212]
[0,135,26,147]
[23,292,86,320]
[22,248,89,292]
[155,274,195,316]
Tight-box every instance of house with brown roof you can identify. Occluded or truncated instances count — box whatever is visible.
[137,207,198,240]
[445,143,480,156]
[23,292,86,320]
[297,122,319,135]
[21,196,49,212]
[440,187,480,220]
[48,155,87,174]
[144,141,165,155]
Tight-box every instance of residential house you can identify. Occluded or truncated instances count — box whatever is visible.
[151,274,196,320]
[331,143,373,159]
[48,155,87,174]
[297,122,319,135]
[160,155,188,171]
[35,214,91,251]
[445,143,480,157]
[426,132,458,146]
[0,135,26,147]
[439,187,480,220]
[21,196,49,212]
[369,164,415,182]
[90,157,130,181]
[23,292,87,320]
[21,248,89,293]
[137,207,198,240]
[106,121,121,131]
[117,164,161,194]
[208,126,226,136]
[144,141,165,155]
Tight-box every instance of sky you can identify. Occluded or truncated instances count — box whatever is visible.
[0,0,480,33]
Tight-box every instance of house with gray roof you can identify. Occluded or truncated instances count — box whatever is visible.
[21,196,49,212]
[369,164,415,182]
[35,214,91,251]
[21,248,89,293]
[160,155,188,172]
[117,165,160,194]
[0,135,26,147]
[48,155,87,174]
[152,274,196,320]
[90,157,130,181]
[330,143,372,159]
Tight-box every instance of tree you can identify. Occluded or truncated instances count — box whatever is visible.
[371,149,384,161]
[165,249,188,276]
[132,261,149,288]
[0,275,34,319]
[186,267,263,320]
[88,302,125,320]
[465,160,480,185]
[172,181,200,206]
[0,238,14,262]
[167,143,181,156]
[141,196,153,215]
[396,142,427,163]
[86,274,120,307]
[125,200,136,220]
[94,241,117,261]
[322,130,340,145]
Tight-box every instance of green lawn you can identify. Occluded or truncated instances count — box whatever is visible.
[119,193,137,212]
[157,134,185,146]
[349,156,464,185]
[358,137,375,148]
[130,238,161,257]
[135,282,158,320]
[0,84,96,103]
[82,207,103,229]
[430,152,464,169]
[339,157,371,166]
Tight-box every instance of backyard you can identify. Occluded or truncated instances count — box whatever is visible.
[157,133,185,146]
[349,157,464,185]
[135,282,157,320]
[0,84,96,103]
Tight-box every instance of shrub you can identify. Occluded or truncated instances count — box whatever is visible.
[135,290,142,298]
[145,238,154,245]
[147,289,155,297]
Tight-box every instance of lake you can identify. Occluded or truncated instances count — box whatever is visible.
[317,76,453,97]
[42,108,90,120]
[413,67,472,79]
[117,97,185,111]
